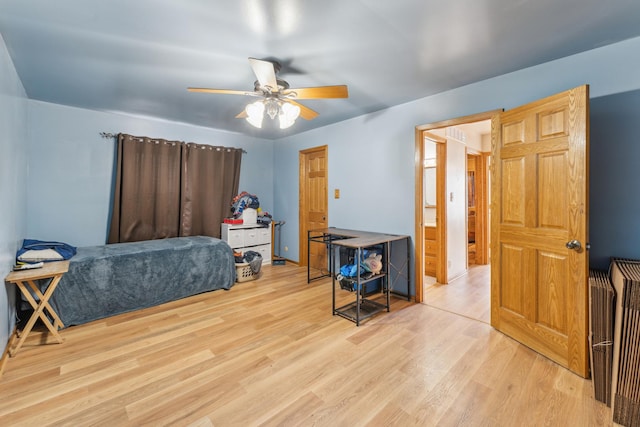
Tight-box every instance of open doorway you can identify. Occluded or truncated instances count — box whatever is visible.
[415,115,493,323]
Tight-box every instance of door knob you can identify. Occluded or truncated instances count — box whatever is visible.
[566,240,582,251]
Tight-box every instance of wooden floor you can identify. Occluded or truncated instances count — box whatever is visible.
[423,264,491,324]
[0,264,612,426]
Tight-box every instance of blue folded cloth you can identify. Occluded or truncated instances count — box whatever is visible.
[16,239,77,262]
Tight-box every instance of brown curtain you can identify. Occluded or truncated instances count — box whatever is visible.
[108,134,242,243]
[180,143,242,237]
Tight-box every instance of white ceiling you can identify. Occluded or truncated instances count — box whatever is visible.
[2,0,640,140]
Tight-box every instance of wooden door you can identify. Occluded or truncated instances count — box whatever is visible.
[491,85,589,377]
[467,154,477,266]
[299,145,328,269]
[477,153,490,265]
[466,151,489,266]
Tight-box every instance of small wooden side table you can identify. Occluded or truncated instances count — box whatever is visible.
[1,260,69,375]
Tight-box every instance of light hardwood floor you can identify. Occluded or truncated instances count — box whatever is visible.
[423,265,491,324]
[0,264,612,426]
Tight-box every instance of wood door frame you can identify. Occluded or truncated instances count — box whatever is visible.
[420,132,447,285]
[299,145,328,267]
[415,110,501,303]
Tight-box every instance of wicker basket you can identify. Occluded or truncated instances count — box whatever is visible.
[235,262,258,282]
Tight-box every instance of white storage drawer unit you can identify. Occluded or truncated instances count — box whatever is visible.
[224,227,245,248]
[252,244,271,263]
[244,228,259,246]
[221,223,271,265]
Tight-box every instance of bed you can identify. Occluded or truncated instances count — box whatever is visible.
[46,236,236,327]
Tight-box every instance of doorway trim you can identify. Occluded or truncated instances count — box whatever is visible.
[414,110,501,303]
[421,132,447,284]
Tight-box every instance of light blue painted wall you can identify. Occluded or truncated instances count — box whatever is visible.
[26,101,274,247]
[274,36,640,295]
[0,34,28,346]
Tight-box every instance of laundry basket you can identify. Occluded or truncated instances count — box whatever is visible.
[235,262,257,282]
[235,252,263,282]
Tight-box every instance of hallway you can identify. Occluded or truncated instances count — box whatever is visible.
[423,264,491,324]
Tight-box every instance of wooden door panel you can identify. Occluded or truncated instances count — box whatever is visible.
[502,121,525,145]
[537,250,568,332]
[501,157,526,225]
[538,152,568,229]
[538,108,568,140]
[500,244,525,314]
[498,308,568,364]
[492,85,589,377]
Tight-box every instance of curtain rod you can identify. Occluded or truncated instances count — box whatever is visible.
[99,132,247,153]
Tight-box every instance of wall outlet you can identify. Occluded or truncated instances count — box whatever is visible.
[284,246,288,252]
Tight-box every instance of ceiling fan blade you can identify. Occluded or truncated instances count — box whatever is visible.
[283,85,348,99]
[235,110,248,119]
[287,100,319,120]
[249,57,278,92]
[188,87,254,96]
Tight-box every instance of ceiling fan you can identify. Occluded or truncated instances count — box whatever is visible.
[188,57,348,129]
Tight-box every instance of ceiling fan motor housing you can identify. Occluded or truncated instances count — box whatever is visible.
[253,78,290,95]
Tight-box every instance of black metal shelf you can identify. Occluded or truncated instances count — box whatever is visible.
[331,244,390,326]
[337,272,386,292]
[334,298,387,323]
[307,227,411,326]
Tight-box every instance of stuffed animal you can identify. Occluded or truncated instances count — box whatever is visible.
[363,252,383,275]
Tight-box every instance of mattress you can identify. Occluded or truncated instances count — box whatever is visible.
[46,236,235,326]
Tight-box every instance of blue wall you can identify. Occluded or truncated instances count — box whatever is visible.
[273,36,640,296]
[26,101,275,247]
[0,34,28,346]
[590,89,640,270]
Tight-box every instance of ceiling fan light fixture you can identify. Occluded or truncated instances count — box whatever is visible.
[279,101,301,129]
[245,100,265,128]
[265,98,279,120]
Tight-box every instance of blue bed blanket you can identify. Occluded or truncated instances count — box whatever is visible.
[47,236,236,327]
